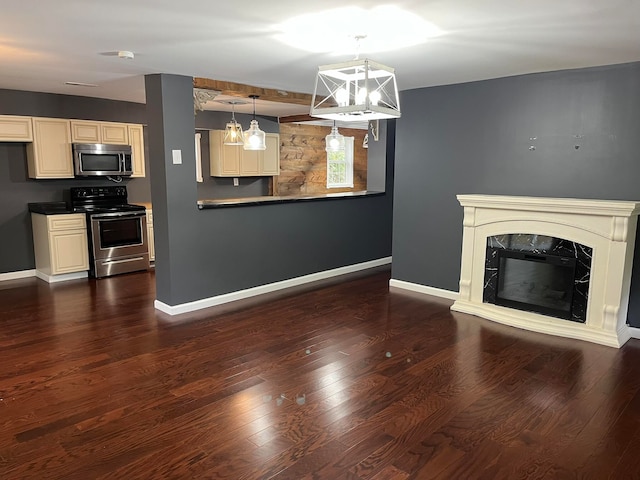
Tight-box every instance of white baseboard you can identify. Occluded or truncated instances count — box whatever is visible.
[630,327,640,340]
[0,269,36,282]
[35,271,88,283]
[389,278,459,301]
[155,256,392,316]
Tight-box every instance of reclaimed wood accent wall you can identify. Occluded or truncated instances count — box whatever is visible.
[278,123,367,195]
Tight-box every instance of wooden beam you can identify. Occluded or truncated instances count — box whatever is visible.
[193,78,313,107]
[278,114,317,123]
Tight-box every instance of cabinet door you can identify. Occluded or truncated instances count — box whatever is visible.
[101,122,129,144]
[240,149,260,175]
[148,224,155,262]
[27,118,73,178]
[210,130,241,176]
[49,230,89,274]
[71,121,101,143]
[220,144,241,175]
[128,124,146,177]
[146,210,154,262]
[0,115,33,141]
[261,134,280,175]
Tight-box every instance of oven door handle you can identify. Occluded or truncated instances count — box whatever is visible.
[90,211,146,219]
[101,257,146,266]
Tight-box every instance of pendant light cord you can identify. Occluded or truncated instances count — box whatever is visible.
[249,94,259,120]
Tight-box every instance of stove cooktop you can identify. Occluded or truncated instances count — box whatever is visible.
[72,204,145,214]
[69,186,145,214]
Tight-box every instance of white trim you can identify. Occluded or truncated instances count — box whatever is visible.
[155,257,392,316]
[35,271,88,283]
[0,269,36,282]
[389,279,458,301]
[630,327,640,340]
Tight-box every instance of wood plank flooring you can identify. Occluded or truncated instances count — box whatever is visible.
[1,269,639,479]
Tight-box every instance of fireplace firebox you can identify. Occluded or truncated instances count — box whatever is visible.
[495,249,576,320]
[482,234,591,323]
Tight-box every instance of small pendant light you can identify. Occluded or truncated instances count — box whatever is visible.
[325,121,345,152]
[243,95,266,150]
[223,101,244,146]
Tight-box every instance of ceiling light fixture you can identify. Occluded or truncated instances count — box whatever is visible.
[223,101,244,146]
[325,121,345,152]
[310,36,400,122]
[243,95,266,151]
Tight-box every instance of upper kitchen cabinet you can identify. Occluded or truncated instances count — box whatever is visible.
[71,120,146,177]
[209,130,280,177]
[261,133,280,176]
[128,124,145,177]
[26,117,74,179]
[70,120,129,144]
[0,115,33,142]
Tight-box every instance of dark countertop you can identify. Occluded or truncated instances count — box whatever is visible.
[197,190,385,209]
[28,202,72,215]
[29,191,385,214]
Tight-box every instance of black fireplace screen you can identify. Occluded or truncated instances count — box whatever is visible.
[496,250,576,319]
[483,234,592,323]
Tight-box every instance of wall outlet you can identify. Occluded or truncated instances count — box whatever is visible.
[233,177,239,187]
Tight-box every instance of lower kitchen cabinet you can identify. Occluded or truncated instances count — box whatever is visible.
[146,209,155,262]
[32,213,89,279]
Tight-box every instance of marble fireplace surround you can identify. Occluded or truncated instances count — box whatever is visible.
[451,195,640,348]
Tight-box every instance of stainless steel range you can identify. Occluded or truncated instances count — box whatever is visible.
[70,186,149,278]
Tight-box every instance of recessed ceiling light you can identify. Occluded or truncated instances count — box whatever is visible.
[276,6,443,55]
[64,81,99,87]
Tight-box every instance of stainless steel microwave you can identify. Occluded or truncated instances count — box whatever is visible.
[73,143,133,177]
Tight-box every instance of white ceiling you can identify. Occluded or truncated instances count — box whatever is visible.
[2,1,640,119]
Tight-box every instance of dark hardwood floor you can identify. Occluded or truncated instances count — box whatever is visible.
[1,269,640,479]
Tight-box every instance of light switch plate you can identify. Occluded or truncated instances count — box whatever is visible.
[172,149,182,165]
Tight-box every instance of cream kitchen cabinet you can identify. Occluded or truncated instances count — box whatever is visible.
[209,130,280,177]
[146,209,155,263]
[31,213,89,279]
[71,120,146,177]
[26,117,74,179]
[0,115,33,141]
[70,120,129,144]
[261,133,280,175]
[128,124,146,177]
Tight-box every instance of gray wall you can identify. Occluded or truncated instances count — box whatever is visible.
[145,74,393,306]
[392,61,640,326]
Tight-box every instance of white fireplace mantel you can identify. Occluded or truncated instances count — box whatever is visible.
[451,194,640,348]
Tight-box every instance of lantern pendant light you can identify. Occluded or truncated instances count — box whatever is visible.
[243,95,266,151]
[311,36,400,122]
[223,101,244,146]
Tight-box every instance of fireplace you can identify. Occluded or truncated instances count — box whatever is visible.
[451,195,640,348]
